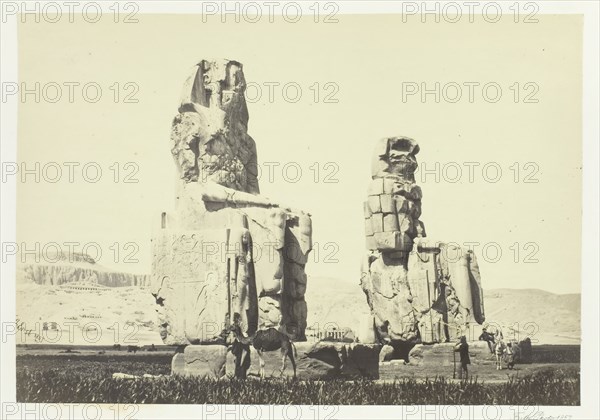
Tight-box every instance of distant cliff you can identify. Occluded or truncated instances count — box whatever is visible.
[18,253,149,287]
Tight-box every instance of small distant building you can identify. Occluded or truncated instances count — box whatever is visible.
[60,280,109,292]
[313,326,355,342]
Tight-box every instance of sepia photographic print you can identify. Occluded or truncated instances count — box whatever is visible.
[1,1,599,419]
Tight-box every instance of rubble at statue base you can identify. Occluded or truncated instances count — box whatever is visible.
[360,137,485,345]
[150,59,312,352]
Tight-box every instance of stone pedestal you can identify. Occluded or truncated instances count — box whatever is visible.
[171,345,228,378]
[223,342,381,380]
[408,341,493,367]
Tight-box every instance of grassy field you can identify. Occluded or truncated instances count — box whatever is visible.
[16,345,580,405]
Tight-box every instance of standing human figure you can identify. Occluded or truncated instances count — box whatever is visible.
[228,337,251,379]
[505,342,515,370]
[454,335,471,379]
[228,313,252,379]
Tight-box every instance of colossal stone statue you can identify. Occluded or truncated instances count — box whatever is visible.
[361,136,484,346]
[151,60,312,374]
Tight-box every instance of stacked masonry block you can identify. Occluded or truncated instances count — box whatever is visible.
[364,177,422,257]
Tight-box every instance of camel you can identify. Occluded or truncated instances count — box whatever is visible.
[230,325,297,379]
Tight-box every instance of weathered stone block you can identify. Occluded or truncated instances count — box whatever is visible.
[383,213,399,232]
[365,218,374,236]
[408,341,493,367]
[406,262,436,313]
[380,194,396,213]
[394,195,410,214]
[383,177,395,194]
[418,310,444,343]
[371,213,384,233]
[373,231,412,251]
[363,201,372,219]
[366,235,377,250]
[172,345,228,378]
[151,226,258,345]
[268,208,287,246]
[236,342,336,379]
[357,314,377,344]
[368,195,382,213]
[307,342,381,379]
[258,296,282,328]
[171,352,185,373]
[367,178,384,195]
[379,344,395,362]
[362,257,418,342]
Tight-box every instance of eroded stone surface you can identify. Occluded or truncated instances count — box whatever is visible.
[222,341,380,379]
[172,59,258,193]
[379,344,395,362]
[356,314,377,344]
[151,227,257,345]
[408,341,493,367]
[361,137,485,345]
[172,345,227,378]
[306,342,381,379]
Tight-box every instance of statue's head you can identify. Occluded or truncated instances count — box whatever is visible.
[371,136,419,180]
[198,59,245,104]
[387,150,417,177]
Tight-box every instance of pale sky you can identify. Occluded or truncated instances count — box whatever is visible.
[16,14,582,294]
